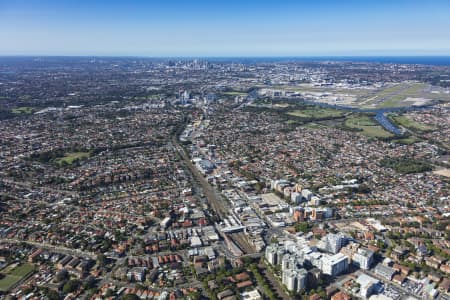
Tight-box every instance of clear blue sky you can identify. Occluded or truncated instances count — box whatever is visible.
[1,0,450,56]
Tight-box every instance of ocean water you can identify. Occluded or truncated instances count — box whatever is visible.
[207,56,450,66]
[1,55,450,67]
[307,56,450,66]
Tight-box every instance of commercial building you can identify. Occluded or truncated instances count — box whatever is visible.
[374,263,396,280]
[301,189,313,201]
[320,233,346,254]
[353,247,375,270]
[322,253,348,276]
[127,267,146,282]
[291,192,303,204]
[194,159,215,174]
[282,253,300,272]
[356,273,379,299]
[282,268,308,292]
[265,244,283,265]
[240,289,262,300]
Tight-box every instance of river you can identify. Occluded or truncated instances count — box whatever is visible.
[300,99,440,135]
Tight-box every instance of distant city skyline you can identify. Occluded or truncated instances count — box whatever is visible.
[1,0,450,56]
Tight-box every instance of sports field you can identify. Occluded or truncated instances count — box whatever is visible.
[391,115,434,131]
[55,151,91,165]
[0,263,35,292]
[12,107,34,114]
[345,115,393,138]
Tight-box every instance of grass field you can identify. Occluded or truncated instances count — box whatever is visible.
[0,263,35,292]
[392,115,434,132]
[55,152,91,165]
[12,107,34,114]
[392,137,421,145]
[287,108,344,119]
[302,122,327,129]
[0,275,20,292]
[286,119,298,125]
[9,264,35,276]
[345,115,393,138]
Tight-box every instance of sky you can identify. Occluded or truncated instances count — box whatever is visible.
[1,0,450,57]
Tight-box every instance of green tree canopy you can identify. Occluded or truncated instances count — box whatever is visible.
[63,279,81,294]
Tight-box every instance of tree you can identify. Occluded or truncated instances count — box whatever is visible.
[22,287,34,295]
[46,289,61,300]
[97,253,107,267]
[55,269,69,282]
[63,279,81,294]
[255,182,263,193]
[357,183,371,194]
[294,222,309,233]
[83,276,96,290]
[122,294,140,300]
[188,291,201,300]
[105,289,114,297]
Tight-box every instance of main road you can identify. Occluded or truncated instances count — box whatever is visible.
[0,238,97,259]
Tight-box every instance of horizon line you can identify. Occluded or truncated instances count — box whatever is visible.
[1,54,450,59]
